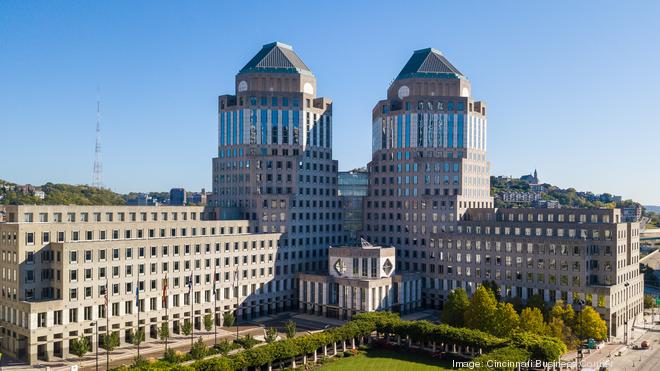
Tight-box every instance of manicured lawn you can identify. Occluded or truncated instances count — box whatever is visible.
[318,348,453,371]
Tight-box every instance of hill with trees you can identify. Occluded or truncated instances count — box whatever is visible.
[491,176,639,210]
[0,179,125,205]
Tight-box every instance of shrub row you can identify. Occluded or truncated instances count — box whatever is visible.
[123,311,566,370]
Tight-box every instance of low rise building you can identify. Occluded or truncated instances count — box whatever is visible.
[499,191,542,203]
[298,241,421,320]
[0,205,288,364]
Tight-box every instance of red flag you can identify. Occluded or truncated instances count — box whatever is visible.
[162,275,168,306]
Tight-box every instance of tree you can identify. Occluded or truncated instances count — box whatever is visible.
[520,307,547,334]
[285,320,297,339]
[223,312,235,327]
[526,294,547,316]
[442,288,469,327]
[130,328,145,347]
[265,327,278,343]
[548,317,578,349]
[181,320,192,336]
[550,300,575,326]
[190,337,208,360]
[215,339,234,356]
[236,334,259,349]
[464,285,497,333]
[644,294,657,309]
[491,302,519,337]
[204,314,214,332]
[101,331,119,352]
[70,336,90,358]
[481,280,502,302]
[158,322,170,342]
[574,306,607,340]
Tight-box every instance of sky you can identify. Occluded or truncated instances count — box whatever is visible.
[1,0,659,204]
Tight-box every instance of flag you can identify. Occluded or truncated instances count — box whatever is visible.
[104,277,109,309]
[162,275,168,307]
[188,272,193,293]
[135,282,140,308]
[212,268,217,298]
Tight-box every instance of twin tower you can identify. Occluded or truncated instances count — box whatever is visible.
[209,41,491,280]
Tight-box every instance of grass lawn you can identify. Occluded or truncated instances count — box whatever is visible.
[318,348,453,371]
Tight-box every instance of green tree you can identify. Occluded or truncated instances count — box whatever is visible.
[70,336,90,358]
[215,339,234,356]
[526,294,547,315]
[574,306,607,340]
[465,285,497,333]
[223,312,235,327]
[491,302,519,337]
[204,314,214,332]
[190,337,208,360]
[519,307,547,334]
[265,327,278,343]
[481,280,502,302]
[285,320,297,339]
[158,322,170,342]
[644,294,657,309]
[550,300,575,326]
[100,331,119,352]
[181,320,192,336]
[130,328,145,347]
[236,334,259,349]
[441,288,469,327]
[548,317,578,349]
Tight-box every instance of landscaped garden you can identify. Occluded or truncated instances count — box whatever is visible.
[317,347,452,371]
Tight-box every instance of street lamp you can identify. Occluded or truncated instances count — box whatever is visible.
[624,282,630,346]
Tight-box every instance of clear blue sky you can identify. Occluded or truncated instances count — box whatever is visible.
[1,1,658,204]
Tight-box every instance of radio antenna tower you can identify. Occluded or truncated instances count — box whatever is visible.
[92,88,103,188]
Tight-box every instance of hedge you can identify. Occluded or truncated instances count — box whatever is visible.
[120,311,566,370]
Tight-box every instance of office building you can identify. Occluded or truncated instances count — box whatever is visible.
[0,205,282,363]
[209,41,345,274]
[362,48,643,338]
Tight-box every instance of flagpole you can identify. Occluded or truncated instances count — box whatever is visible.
[106,276,109,371]
[235,265,239,341]
[136,280,140,358]
[213,268,217,346]
[190,273,194,349]
[164,274,168,353]
[95,320,99,371]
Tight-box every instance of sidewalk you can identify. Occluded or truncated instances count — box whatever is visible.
[18,325,264,371]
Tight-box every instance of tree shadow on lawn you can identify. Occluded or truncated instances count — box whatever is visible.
[362,347,455,369]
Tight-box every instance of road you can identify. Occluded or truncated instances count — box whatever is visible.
[610,328,660,371]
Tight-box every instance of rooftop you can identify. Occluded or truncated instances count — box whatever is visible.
[395,48,463,80]
[239,42,313,76]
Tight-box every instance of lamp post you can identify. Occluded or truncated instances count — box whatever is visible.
[575,299,586,371]
[624,282,630,345]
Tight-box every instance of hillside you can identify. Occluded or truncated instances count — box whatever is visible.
[0,179,125,205]
[490,176,637,209]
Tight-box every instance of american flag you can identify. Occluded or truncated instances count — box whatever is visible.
[188,272,193,293]
[104,277,108,309]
